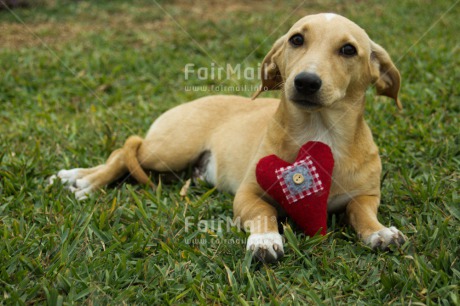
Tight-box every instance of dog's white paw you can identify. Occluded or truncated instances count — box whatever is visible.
[68,178,93,200]
[365,226,406,250]
[49,168,83,186]
[247,232,284,263]
[49,168,93,200]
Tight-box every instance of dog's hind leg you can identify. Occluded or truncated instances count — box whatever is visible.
[50,136,154,200]
[51,131,200,200]
[50,148,129,200]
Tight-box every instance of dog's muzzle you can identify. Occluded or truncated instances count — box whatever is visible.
[291,72,323,108]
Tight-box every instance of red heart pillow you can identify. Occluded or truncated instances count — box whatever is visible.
[256,141,334,236]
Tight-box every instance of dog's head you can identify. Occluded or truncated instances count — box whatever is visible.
[253,13,402,110]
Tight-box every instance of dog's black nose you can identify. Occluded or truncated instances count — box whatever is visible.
[294,72,322,95]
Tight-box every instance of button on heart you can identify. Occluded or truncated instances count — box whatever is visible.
[293,173,304,184]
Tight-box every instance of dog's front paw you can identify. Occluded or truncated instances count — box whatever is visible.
[365,226,406,250]
[247,232,284,263]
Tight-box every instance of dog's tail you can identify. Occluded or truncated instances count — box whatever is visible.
[123,135,156,190]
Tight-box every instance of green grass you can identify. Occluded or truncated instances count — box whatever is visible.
[1,0,459,304]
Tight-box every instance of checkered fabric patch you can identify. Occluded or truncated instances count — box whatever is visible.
[275,156,323,204]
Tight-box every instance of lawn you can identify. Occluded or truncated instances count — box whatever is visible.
[0,0,459,304]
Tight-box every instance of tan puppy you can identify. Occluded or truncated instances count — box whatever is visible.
[51,13,406,263]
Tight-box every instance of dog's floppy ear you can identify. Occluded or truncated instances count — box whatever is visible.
[252,35,286,99]
[369,41,402,109]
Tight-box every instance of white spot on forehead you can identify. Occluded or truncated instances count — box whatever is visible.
[324,13,337,21]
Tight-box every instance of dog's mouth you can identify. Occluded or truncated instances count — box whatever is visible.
[290,97,323,110]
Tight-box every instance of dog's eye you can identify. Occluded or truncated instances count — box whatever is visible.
[339,44,357,57]
[289,34,304,47]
